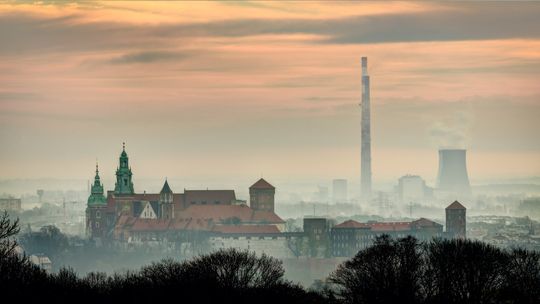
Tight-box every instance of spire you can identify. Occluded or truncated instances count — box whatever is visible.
[115,142,134,194]
[120,142,128,158]
[88,162,106,206]
[94,161,101,184]
[160,179,173,194]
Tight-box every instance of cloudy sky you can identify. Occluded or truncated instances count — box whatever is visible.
[1,1,539,189]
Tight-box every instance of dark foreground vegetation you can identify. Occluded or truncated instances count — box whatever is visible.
[1,212,539,304]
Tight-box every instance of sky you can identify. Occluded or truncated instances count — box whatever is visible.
[0,1,539,191]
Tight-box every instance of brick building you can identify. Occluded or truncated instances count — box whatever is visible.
[446,200,467,238]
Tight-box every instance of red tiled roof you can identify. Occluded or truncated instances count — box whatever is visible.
[370,222,411,232]
[212,224,280,234]
[251,210,285,223]
[446,201,466,210]
[333,220,370,229]
[184,190,236,205]
[175,204,285,224]
[411,218,443,228]
[249,178,275,190]
[131,219,171,232]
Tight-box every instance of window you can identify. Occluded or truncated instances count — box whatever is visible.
[96,210,101,219]
[124,179,127,186]
[214,201,220,205]
[95,222,100,229]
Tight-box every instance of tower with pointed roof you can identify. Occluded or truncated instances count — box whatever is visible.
[159,179,174,219]
[114,143,134,195]
[445,200,466,239]
[249,178,275,212]
[86,163,108,240]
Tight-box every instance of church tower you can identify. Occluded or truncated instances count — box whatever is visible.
[114,142,134,195]
[86,163,108,240]
[159,179,174,219]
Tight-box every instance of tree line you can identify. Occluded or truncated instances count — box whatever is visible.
[1,211,539,303]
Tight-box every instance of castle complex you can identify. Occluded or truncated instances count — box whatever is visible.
[86,144,466,258]
[86,144,284,244]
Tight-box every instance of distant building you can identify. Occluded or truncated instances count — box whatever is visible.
[304,217,329,242]
[0,197,21,211]
[331,218,443,257]
[303,217,332,257]
[446,200,467,239]
[396,175,431,203]
[332,179,348,203]
[316,186,329,202]
[29,254,52,272]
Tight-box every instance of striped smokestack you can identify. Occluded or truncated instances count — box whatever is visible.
[361,57,372,199]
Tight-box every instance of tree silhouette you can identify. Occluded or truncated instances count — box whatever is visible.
[423,238,507,304]
[0,210,19,258]
[500,248,540,304]
[329,235,423,304]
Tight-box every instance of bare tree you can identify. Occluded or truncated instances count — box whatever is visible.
[501,248,540,304]
[0,210,20,258]
[329,235,423,304]
[182,248,285,289]
[423,238,507,304]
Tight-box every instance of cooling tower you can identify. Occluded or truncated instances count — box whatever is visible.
[436,149,471,195]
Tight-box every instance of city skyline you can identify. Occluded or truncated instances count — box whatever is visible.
[1,1,540,182]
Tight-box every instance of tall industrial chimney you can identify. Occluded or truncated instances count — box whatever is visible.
[361,57,372,199]
[436,149,471,195]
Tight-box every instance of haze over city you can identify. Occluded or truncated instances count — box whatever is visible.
[1,2,540,303]
[1,1,539,190]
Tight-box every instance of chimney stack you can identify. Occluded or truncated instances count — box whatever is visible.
[361,57,372,199]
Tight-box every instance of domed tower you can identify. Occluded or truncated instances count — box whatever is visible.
[159,179,174,219]
[86,162,108,239]
[114,142,134,195]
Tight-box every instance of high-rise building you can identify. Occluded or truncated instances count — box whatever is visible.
[445,200,466,238]
[397,175,429,203]
[332,179,348,203]
[361,57,372,199]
